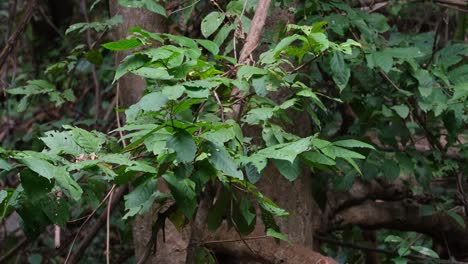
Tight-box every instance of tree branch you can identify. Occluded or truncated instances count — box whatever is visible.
[201,224,337,264]
[230,0,272,121]
[0,0,38,71]
[331,200,468,260]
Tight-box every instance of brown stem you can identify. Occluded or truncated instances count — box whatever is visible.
[0,0,38,71]
[65,186,127,264]
[230,0,272,121]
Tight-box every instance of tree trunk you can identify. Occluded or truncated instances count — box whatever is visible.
[109,1,331,263]
[109,2,191,264]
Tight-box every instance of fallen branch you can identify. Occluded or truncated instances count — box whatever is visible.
[200,224,337,264]
[331,200,468,260]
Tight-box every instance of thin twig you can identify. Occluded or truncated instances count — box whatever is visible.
[213,90,225,122]
[168,0,201,15]
[229,0,272,121]
[64,184,117,263]
[80,0,101,123]
[0,0,38,71]
[106,187,115,264]
[0,237,28,263]
[38,6,65,39]
[201,235,269,245]
[65,186,127,264]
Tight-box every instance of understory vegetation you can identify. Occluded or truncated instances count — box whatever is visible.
[0,0,467,263]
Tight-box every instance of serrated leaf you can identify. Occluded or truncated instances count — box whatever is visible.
[167,129,197,163]
[40,131,85,156]
[201,12,225,38]
[68,127,106,153]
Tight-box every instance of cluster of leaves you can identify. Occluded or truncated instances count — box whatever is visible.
[1,0,466,262]
[0,5,375,250]
[294,0,467,262]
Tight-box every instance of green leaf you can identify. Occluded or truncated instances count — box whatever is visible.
[447,211,465,228]
[123,179,169,219]
[19,158,82,200]
[272,158,301,181]
[0,190,7,205]
[201,141,243,179]
[200,127,236,145]
[167,129,197,163]
[382,159,400,182]
[333,139,375,149]
[0,158,11,171]
[366,51,393,73]
[256,137,312,164]
[131,67,173,80]
[102,38,143,51]
[142,0,167,16]
[232,196,256,234]
[113,54,147,83]
[243,107,275,124]
[413,69,434,97]
[266,228,291,244]
[118,0,167,16]
[410,246,439,258]
[67,126,106,153]
[40,131,85,156]
[391,104,410,119]
[213,23,235,47]
[301,151,336,166]
[162,85,185,100]
[237,66,267,80]
[207,188,230,231]
[196,39,219,55]
[330,51,350,91]
[163,173,197,218]
[20,169,54,203]
[201,12,225,38]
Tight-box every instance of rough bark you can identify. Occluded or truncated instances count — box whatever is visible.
[108,2,187,264]
[110,1,332,263]
[109,1,167,107]
[331,200,468,260]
